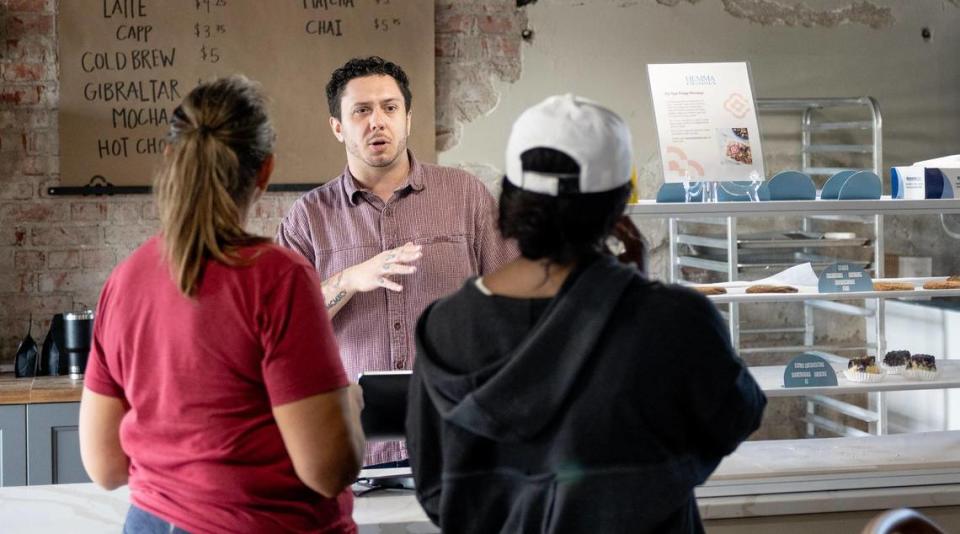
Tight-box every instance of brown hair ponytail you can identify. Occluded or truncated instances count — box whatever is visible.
[155,75,275,296]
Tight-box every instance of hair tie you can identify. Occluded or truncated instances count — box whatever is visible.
[197,125,213,136]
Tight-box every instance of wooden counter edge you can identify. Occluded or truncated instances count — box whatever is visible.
[0,375,84,405]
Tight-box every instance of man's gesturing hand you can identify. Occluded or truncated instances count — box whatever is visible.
[345,242,422,293]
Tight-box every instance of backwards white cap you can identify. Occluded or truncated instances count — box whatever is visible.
[505,94,633,196]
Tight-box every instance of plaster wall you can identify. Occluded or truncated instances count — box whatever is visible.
[436,0,960,439]
[439,0,960,278]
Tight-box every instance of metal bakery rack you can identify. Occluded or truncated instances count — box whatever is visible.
[631,96,960,438]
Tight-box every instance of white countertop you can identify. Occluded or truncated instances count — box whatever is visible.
[2,476,959,530]
[0,484,435,534]
[715,431,960,478]
[699,484,960,520]
[702,431,960,499]
[4,433,960,531]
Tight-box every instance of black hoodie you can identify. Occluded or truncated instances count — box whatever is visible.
[406,255,766,534]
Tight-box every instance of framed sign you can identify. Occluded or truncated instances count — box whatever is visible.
[648,62,765,184]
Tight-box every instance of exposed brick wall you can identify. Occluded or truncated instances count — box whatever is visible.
[435,0,526,151]
[0,0,526,364]
[2,0,65,357]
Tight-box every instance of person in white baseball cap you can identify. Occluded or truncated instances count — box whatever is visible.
[406,95,766,534]
[505,93,633,197]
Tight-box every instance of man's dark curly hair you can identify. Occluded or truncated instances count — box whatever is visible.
[325,56,412,119]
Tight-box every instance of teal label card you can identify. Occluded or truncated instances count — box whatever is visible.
[783,353,838,388]
[818,262,873,293]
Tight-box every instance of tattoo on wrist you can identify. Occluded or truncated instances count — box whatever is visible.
[327,290,347,309]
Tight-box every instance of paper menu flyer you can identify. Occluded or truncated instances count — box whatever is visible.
[647,62,765,183]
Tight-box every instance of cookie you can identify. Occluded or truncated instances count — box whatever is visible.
[922,280,960,290]
[746,284,798,294]
[948,275,960,282]
[693,286,727,296]
[873,281,914,291]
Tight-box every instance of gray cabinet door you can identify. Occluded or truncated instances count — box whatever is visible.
[0,405,27,487]
[27,402,90,485]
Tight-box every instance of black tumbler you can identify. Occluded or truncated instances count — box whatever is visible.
[63,310,94,379]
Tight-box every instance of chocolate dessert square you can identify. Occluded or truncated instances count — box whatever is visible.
[883,350,910,367]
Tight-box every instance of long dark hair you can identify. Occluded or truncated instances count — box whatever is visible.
[498,147,633,267]
[155,75,275,296]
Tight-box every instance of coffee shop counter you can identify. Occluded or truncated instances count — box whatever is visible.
[2,478,959,534]
[5,430,960,534]
[0,483,437,534]
[0,373,83,404]
[2,372,959,532]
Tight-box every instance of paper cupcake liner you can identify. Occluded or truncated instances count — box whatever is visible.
[879,362,906,375]
[844,368,885,383]
[904,368,939,381]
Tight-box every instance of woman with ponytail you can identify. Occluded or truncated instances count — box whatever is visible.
[78,76,365,534]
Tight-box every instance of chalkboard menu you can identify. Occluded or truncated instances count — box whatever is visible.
[59,0,435,188]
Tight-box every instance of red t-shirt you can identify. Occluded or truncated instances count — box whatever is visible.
[84,236,355,534]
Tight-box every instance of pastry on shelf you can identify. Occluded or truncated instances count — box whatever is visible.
[692,286,726,295]
[881,349,910,374]
[922,279,960,290]
[907,353,937,370]
[844,356,884,383]
[948,275,960,282]
[745,284,798,294]
[905,353,939,381]
[873,281,914,291]
[848,356,880,373]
